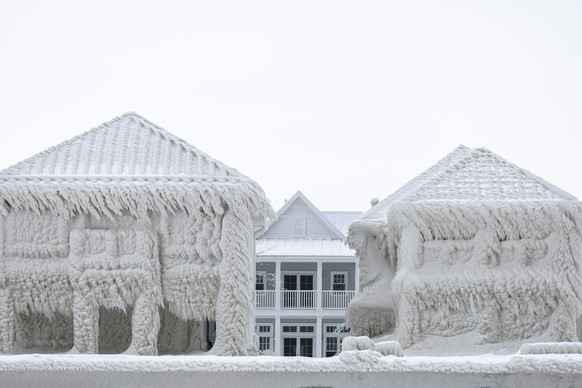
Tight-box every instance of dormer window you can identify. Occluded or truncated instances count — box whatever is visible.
[292,218,306,237]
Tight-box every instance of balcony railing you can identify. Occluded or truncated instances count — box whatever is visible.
[255,290,355,310]
[281,290,316,309]
[255,290,275,309]
[322,290,355,309]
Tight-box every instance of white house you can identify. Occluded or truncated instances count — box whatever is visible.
[254,191,361,357]
[0,112,273,356]
[346,146,582,352]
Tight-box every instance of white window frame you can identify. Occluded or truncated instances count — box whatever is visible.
[281,271,317,291]
[256,271,267,291]
[292,218,306,237]
[281,324,316,357]
[255,323,273,352]
[330,271,347,291]
[323,323,350,357]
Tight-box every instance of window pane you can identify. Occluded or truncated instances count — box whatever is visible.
[256,272,266,291]
[300,275,313,290]
[293,218,305,237]
[332,273,346,291]
[300,338,313,357]
[259,325,270,333]
[300,326,314,333]
[284,338,296,356]
[259,337,271,351]
[325,337,338,357]
[284,275,297,290]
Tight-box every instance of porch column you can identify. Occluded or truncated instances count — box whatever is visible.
[274,316,281,355]
[275,260,281,310]
[316,316,322,358]
[130,289,160,355]
[317,261,323,310]
[72,290,99,353]
[0,287,13,352]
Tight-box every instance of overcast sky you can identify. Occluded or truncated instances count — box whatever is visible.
[1,0,580,212]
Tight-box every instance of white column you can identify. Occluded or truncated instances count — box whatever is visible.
[316,261,323,310]
[274,316,281,356]
[316,316,322,358]
[275,260,281,310]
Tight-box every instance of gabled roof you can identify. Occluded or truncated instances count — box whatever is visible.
[358,145,576,223]
[262,191,346,240]
[0,113,273,220]
[1,112,243,178]
[402,147,575,203]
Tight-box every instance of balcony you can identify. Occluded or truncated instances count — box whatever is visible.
[281,290,316,309]
[255,290,355,310]
[255,291,275,309]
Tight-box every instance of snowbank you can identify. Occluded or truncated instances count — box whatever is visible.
[0,352,581,388]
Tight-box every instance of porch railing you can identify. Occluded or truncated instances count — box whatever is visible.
[255,290,276,309]
[281,290,316,309]
[255,290,355,310]
[322,291,355,309]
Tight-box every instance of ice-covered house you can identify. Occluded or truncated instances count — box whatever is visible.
[0,112,272,356]
[254,191,361,357]
[346,146,582,352]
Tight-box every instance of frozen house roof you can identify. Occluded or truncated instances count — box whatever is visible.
[1,112,243,177]
[256,191,360,257]
[0,112,273,220]
[348,145,582,267]
[354,145,577,227]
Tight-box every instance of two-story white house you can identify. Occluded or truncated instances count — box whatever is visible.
[254,191,361,357]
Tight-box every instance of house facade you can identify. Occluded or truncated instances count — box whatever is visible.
[346,146,582,352]
[254,191,361,357]
[0,112,272,356]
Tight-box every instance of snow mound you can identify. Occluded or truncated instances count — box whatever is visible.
[341,336,375,351]
[341,336,403,357]
[519,342,582,355]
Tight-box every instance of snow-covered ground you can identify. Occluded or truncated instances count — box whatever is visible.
[1,351,581,388]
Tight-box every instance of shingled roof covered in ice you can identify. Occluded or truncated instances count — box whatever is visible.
[0,112,273,220]
[352,145,577,234]
[1,112,243,177]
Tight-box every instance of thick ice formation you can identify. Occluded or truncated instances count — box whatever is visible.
[0,113,273,356]
[346,146,582,353]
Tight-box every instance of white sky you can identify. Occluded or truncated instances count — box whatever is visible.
[1,0,580,212]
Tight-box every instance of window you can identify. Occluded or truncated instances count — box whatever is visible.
[256,271,266,291]
[258,325,271,333]
[282,324,315,357]
[331,272,347,291]
[299,326,314,333]
[282,274,315,308]
[323,324,350,357]
[325,337,338,357]
[259,336,271,351]
[255,324,273,352]
[292,218,306,237]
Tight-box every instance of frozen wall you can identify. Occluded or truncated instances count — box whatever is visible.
[0,207,253,356]
[347,202,582,352]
